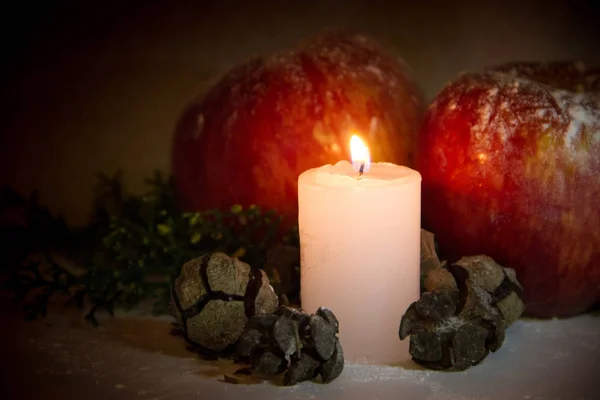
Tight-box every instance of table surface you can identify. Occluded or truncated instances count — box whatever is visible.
[1,298,598,400]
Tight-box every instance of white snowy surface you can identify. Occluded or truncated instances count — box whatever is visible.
[2,301,598,400]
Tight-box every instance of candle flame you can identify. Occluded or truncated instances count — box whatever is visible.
[350,134,371,174]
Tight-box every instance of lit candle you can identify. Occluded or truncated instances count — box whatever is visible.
[297,135,421,365]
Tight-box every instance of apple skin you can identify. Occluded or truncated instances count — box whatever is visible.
[171,30,424,227]
[417,62,600,318]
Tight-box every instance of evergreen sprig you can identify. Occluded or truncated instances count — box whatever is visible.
[3,171,299,324]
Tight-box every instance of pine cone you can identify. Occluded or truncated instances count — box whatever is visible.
[399,255,525,371]
[169,252,279,354]
[237,306,344,385]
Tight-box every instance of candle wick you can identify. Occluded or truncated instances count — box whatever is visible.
[357,162,365,179]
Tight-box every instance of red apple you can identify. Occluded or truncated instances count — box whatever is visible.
[171,30,424,227]
[417,61,600,318]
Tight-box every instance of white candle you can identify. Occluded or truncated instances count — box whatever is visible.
[298,136,421,365]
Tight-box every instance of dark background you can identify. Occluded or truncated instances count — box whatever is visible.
[2,0,599,225]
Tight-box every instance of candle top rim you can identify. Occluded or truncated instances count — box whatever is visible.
[299,160,421,189]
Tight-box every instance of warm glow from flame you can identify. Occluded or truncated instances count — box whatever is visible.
[350,134,371,173]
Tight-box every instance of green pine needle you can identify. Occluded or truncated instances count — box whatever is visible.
[2,171,299,323]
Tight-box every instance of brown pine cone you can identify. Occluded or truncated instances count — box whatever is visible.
[236,305,344,385]
[169,253,279,354]
[400,255,525,371]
